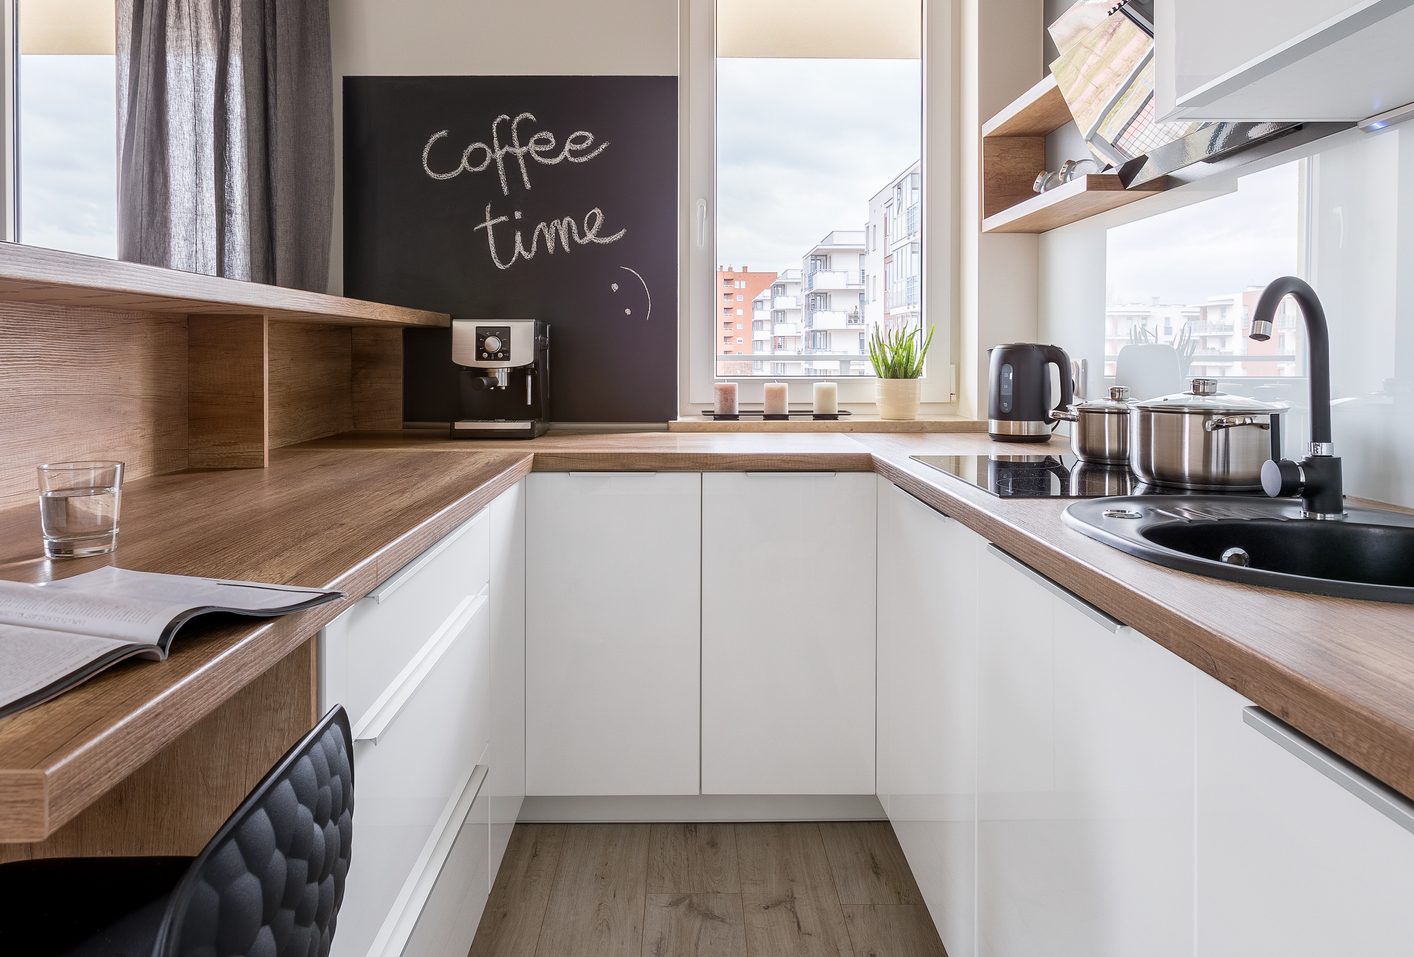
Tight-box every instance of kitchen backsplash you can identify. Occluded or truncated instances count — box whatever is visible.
[1040,123,1414,509]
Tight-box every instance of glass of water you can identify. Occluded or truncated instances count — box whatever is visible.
[37,461,124,558]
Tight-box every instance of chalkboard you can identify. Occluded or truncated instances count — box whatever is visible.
[343,75,678,423]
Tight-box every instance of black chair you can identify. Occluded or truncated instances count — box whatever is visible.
[0,706,354,957]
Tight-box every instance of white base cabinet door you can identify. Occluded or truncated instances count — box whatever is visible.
[1195,673,1414,955]
[487,479,526,881]
[701,471,876,795]
[976,546,1194,957]
[526,472,702,796]
[876,478,984,957]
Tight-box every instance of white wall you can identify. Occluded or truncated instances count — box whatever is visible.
[1037,123,1414,508]
[328,0,680,295]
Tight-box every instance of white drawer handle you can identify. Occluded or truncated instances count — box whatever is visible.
[744,471,838,478]
[369,509,486,605]
[986,544,1124,633]
[566,471,661,477]
[353,588,488,744]
[896,483,951,521]
[1243,707,1414,837]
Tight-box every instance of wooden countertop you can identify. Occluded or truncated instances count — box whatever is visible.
[3,428,1412,841]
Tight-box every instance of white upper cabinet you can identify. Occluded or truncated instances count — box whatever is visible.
[1195,673,1414,955]
[976,546,1194,957]
[876,478,984,957]
[701,471,876,795]
[1156,0,1414,122]
[526,472,702,796]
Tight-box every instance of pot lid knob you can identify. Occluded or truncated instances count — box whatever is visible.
[1190,377,1218,396]
[1108,386,1130,401]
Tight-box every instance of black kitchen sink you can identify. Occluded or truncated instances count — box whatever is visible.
[1064,496,1414,603]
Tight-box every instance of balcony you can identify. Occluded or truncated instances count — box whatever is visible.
[804,269,862,292]
[773,322,801,336]
[772,295,799,311]
[806,309,862,330]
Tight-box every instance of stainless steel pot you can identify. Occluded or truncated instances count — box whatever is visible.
[1051,386,1132,466]
[1129,378,1288,490]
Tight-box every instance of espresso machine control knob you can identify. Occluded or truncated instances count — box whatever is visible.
[483,334,502,353]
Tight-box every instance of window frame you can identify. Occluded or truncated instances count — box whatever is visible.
[0,1,17,243]
[681,0,955,414]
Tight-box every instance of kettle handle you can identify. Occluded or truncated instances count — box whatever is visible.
[1044,346,1074,420]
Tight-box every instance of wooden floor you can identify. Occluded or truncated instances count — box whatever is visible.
[469,821,947,957]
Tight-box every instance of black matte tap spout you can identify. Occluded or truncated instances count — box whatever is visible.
[1248,276,1344,519]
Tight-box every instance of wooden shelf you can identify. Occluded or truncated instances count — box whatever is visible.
[982,173,1169,233]
[981,74,1070,138]
[0,242,448,327]
[981,74,1171,234]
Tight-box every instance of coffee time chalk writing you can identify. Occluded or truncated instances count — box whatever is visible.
[422,112,626,270]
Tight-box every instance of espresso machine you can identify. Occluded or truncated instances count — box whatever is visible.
[451,318,550,438]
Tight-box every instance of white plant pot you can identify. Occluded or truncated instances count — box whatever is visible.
[876,378,921,420]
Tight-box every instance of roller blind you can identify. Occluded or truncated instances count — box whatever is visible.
[717,0,920,59]
[20,0,116,55]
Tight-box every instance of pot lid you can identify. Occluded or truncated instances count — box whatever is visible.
[1133,378,1289,414]
[1069,386,1133,414]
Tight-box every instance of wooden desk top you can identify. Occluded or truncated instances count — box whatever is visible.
[0,448,529,841]
[2,429,1412,841]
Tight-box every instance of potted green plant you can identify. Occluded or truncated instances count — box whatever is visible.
[868,323,934,420]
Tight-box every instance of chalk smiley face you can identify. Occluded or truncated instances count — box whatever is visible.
[609,265,652,321]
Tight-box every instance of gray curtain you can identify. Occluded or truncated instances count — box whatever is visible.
[117,0,333,291]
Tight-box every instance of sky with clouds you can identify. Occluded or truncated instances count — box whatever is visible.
[716,57,921,273]
[18,54,118,258]
[1106,160,1300,306]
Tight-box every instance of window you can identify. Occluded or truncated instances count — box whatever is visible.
[12,0,119,257]
[708,0,922,380]
[1105,161,1304,383]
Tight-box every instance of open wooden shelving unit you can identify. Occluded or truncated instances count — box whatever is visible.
[981,74,1169,234]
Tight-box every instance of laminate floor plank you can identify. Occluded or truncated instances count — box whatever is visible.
[735,823,853,957]
[647,823,741,894]
[470,824,567,957]
[818,821,923,906]
[841,904,949,957]
[642,892,748,957]
[472,822,945,957]
[533,823,651,957]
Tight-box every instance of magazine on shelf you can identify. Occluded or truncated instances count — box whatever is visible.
[0,567,342,718]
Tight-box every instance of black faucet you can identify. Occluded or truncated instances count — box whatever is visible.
[1248,276,1344,519]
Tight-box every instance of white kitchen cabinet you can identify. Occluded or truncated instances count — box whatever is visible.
[876,478,984,957]
[976,546,1193,957]
[1156,0,1414,122]
[1195,673,1414,954]
[486,480,525,881]
[701,471,876,795]
[526,472,701,796]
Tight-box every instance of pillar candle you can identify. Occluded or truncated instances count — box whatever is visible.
[813,381,839,415]
[714,382,739,416]
[763,382,789,415]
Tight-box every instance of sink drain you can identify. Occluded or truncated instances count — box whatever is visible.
[1221,547,1252,567]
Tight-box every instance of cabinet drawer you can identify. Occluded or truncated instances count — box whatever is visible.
[402,766,491,957]
[331,590,491,957]
[323,510,489,729]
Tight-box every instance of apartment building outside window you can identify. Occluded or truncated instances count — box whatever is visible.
[707,0,923,382]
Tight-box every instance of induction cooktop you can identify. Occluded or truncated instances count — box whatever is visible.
[911,453,1169,499]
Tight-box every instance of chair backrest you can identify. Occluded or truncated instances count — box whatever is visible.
[155,706,354,957]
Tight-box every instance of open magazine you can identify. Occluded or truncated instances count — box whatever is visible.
[0,567,342,718]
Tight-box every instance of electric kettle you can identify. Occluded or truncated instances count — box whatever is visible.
[987,343,1073,442]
